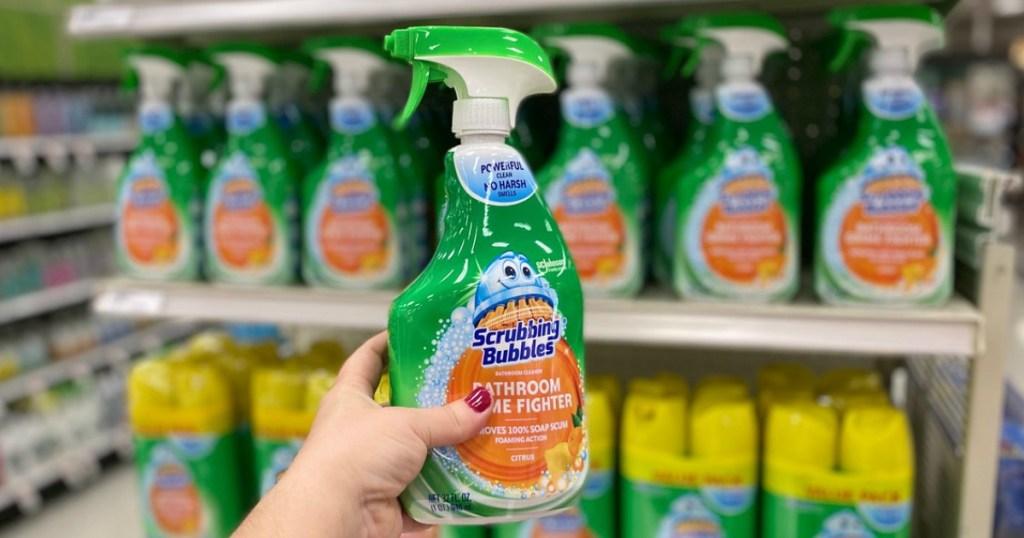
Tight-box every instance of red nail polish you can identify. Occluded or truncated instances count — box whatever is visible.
[465,386,492,413]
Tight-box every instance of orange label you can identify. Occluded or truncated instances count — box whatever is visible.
[316,180,390,275]
[213,177,274,269]
[149,462,201,534]
[447,298,584,490]
[839,179,939,288]
[700,176,787,284]
[121,177,179,265]
[554,178,625,281]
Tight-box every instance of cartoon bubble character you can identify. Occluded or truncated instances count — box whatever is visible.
[722,147,770,180]
[471,251,557,323]
[815,511,873,538]
[656,494,723,538]
[863,146,923,181]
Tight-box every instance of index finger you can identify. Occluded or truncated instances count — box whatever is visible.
[334,331,389,397]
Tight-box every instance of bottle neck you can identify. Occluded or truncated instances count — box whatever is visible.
[458,133,507,146]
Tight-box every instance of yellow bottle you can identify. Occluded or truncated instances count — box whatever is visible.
[765,402,837,470]
[623,374,688,455]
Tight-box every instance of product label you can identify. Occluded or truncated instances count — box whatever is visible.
[308,155,394,279]
[864,77,924,120]
[762,463,912,538]
[822,146,941,296]
[227,100,267,135]
[716,82,772,122]
[134,434,244,538]
[208,152,278,272]
[118,150,182,268]
[254,437,302,497]
[454,145,537,205]
[683,147,790,293]
[622,449,757,538]
[562,88,615,128]
[139,102,174,134]
[410,251,585,515]
[330,97,377,135]
[547,150,627,284]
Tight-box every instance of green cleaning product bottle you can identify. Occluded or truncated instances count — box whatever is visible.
[386,26,587,524]
[653,27,722,285]
[815,5,954,306]
[205,44,300,285]
[300,37,410,288]
[493,378,619,537]
[116,47,204,281]
[272,51,325,176]
[670,14,802,302]
[532,24,650,297]
[181,53,224,170]
[129,357,245,537]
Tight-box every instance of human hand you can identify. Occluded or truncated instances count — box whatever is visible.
[234,331,494,538]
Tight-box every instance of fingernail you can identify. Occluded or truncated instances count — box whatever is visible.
[465,387,492,413]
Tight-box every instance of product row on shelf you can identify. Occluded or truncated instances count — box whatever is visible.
[0,145,124,222]
[0,230,113,302]
[112,7,969,311]
[126,329,910,538]
[0,83,133,139]
[0,320,198,514]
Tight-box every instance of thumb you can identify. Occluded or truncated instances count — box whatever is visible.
[401,387,493,448]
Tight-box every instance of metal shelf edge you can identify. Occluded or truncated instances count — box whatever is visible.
[0,280,98,326]
[0,205,115,244]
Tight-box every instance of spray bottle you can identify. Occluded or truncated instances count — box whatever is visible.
[533,24,650,298]
[301,37,409,288]
[272,51,325,175]
[653,25,722,284]
[181,53,223,170]
[116,47,204,281]
[815,5,954,306]
[386,26,587,524]
[205,44,300,285]
[670,14,801,302]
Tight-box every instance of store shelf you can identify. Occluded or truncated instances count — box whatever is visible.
[0,320,197,404]
[0,280,97,326]
[93,279,982,357]
[0,426,132,514]
[0,205,115,244]
[0,131,137,159]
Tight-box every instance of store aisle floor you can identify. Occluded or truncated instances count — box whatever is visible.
[7,464,143,538]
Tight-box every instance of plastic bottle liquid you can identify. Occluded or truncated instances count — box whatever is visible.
[300,37,410,289]
[669,14,802,302]
[205,44,301,285]
[815,6,955,306]
[533,24,650,298]
[386,26,587,524]
[115,47,204,281]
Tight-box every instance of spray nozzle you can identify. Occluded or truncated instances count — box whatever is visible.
[532,23,636,90]
[670,13,787,80]
[827,5,945,73]
[205,43,282,101]
[384,26,556,136]
[122,46,188,101]
[305,37,390,97]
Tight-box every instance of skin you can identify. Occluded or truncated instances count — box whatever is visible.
[234,332,493,538]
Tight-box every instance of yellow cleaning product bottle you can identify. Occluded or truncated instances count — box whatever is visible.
[622,374,757,537]
[757,363,816,420]
[762,402,913,537]
[129,357,245,537]
[251,367,334,497]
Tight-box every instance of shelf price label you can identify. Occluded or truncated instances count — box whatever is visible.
[95,290,165,316]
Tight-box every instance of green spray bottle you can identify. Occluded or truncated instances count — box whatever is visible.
[116,47,204,281]
[205,44,300,285]
[181,54,223,170]
[386,26,587,525]
[815,6,954,306]
[273,51,325,176]
[653,26,722,285]
[533,24,650,298]
[671,14,801,302]
[300,37,409,289]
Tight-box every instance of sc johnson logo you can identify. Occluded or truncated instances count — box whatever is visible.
[471,318,563,367]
